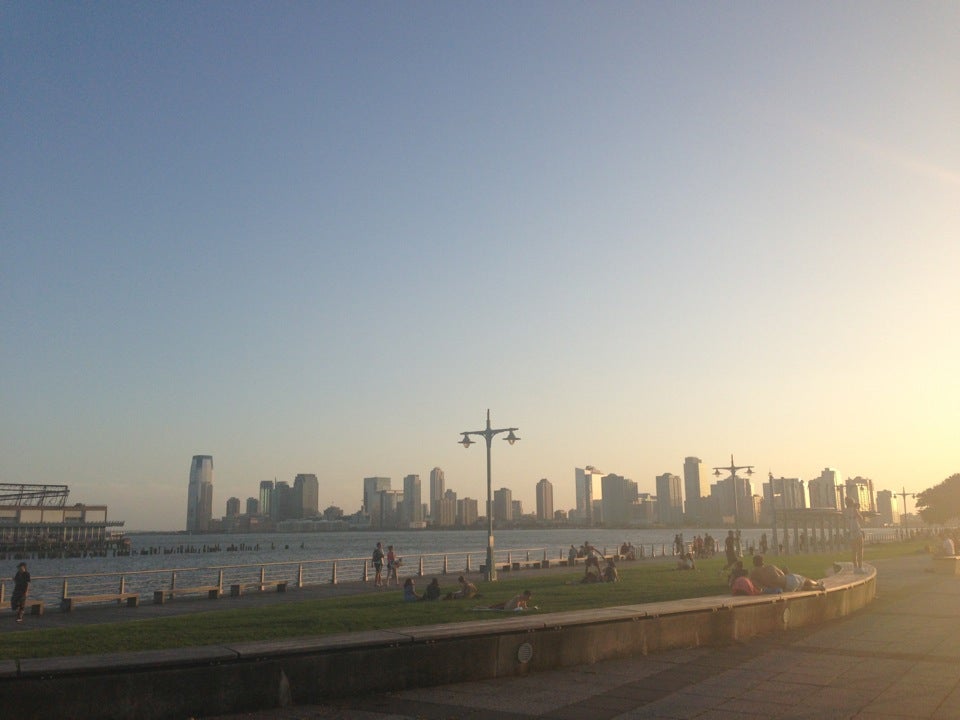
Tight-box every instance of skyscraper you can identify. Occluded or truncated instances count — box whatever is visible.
[575,466,603,526]
[601,474,636,526]
[403,474,423,525]
[259,480,274,517]
[683,457,705,520]
[363,477,391,515]
[536,478,554,521]
[186,455,214,533]
[493,487,513,522]
[808,468,842,509]
[293,474,319,519]
[656,472,684,526]
[429,467,445,520]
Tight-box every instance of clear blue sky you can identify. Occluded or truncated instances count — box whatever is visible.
[3,3,957,530]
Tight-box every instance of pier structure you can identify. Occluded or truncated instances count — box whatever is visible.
[0,482,126,558]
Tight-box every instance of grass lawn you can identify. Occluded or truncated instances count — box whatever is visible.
[0,539,926,661]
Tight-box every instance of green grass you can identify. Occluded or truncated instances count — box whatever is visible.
[0,539,926,661]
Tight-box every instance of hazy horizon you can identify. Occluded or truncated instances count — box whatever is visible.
[3,3,957,531]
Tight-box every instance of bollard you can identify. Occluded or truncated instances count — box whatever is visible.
[170,571,177,590]
[466,555,471,572]
[526,551,530,562]
[331,561,338,584]
[419,556,424,577]
[362,560,368,583]
[443,555,448,575]
[260,566,266,589]
[508,552,513,564]
[298,564,304,588]
[543,550,547,563]
[218,569,224,593]
[62,579,68,603]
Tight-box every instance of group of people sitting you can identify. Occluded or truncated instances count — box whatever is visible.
[729,555,826,596]
[402,574,479,602]
[582,555,619,583]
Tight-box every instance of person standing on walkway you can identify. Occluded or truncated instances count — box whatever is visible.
[11,561,31,623]
[721,530,738,573]
[386,545,401,586]
[372,542,385,587]
[844,496,865,572]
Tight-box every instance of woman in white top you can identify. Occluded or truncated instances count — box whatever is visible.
[844,497,864,572]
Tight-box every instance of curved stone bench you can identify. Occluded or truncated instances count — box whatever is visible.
[3,562,875,720]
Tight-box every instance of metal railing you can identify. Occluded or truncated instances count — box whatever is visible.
[0,532,909,611]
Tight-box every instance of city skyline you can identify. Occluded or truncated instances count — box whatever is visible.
[198,454,907,531]
[3,4,957,531]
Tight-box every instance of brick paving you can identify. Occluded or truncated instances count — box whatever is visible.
[204,553,960,719]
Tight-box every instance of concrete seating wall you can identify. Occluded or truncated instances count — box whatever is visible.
[3,563,875,720]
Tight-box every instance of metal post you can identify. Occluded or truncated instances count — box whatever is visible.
[486,421,495,582]
[459,410,519,583]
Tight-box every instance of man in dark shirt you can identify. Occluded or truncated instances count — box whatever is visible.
[12,561,31,622]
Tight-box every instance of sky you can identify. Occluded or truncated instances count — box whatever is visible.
[2,2,958,531]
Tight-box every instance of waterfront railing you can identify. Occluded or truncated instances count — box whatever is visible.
[0,531,906,611]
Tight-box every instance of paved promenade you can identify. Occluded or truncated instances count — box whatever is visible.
[206,553,960,720]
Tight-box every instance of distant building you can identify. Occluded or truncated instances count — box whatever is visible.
[845,477,876,513]
[435,494,457,527]
[876,490,900,526]
[711,471,753,526]
[575,466,604,527]
[403,474,422,525]
[259,480,274,517]
[763,476,806,523]
[225,497,240,518]
[245,497,259,515]
[808,468,842,510]
[683,457,706,521]
[458,497,478,527]
[656,473,684,526]
[429,467,445,521]
[493,487,513,522]
[536,478,554,521]
[293,474,319,519]
[363,477,391,516]
[371,489,402,529]
[186,455,214,533]
[601,474,636,526]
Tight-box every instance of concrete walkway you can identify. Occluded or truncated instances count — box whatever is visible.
[205,553,960,720]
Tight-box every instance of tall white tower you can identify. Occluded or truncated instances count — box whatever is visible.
[186,455,214,533]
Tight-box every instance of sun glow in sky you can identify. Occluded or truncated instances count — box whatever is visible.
[2,3,958,530]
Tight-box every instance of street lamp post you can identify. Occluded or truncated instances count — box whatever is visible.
[459,409,520,582]
[897,487,916,538]
[714,454,754,553]
[768,472,782,556]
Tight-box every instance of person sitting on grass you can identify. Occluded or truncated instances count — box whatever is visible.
[603,557,619,582]
[727,559,748,589]
[445,575,479,600]
[676,552,696,571]
[581,555,602,583]
[489,589,532,610]
[731,574,762,596]
[422,577,441,601]
[402,577,421,602]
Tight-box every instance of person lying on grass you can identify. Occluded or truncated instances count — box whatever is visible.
[489,589,532,610]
